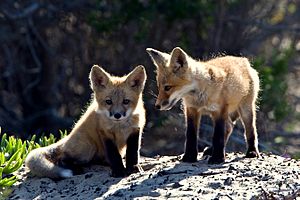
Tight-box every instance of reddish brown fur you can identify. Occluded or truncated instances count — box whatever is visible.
[25,65,146,178]
[147,47,260,163]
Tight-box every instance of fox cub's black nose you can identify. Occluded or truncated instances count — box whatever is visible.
[114,113,122,119]
[161,100,169,106]
[155,105,161,110]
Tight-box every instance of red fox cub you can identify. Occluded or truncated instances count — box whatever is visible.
[146,47,260,164]
[25,65,147,178]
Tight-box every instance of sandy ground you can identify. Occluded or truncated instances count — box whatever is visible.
[5,152,300,200]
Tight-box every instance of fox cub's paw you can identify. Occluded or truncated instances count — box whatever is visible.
[202,146,213,157]
[126,165,142,175]
[245,150,260,158]
[208,156,225,164]
[181,154,197,163]
[111,168,127,178]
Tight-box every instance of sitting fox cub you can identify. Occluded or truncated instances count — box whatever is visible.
[25,65,147,178]
[147,47,260,164]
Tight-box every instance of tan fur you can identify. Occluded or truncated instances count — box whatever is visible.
[25,65,146,179]
[147,47,260,160]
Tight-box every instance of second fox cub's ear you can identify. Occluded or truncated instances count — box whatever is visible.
[89,65,110,90]
[170,47,188,73]
[126,65,147,90]
[146,48,170,68]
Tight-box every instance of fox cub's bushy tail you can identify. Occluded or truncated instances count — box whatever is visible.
[25,140,73,179]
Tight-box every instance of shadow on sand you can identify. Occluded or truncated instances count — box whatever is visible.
[8,165,122,199]
[105,154,245,199]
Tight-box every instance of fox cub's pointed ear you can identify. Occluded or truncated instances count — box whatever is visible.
[89,65,110,90]
[146,48,170,68]
[126,65,147,91]
[170,47,188,73]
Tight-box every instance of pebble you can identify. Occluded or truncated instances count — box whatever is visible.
[224,177,234,186]
[209,182,222,189]
[172,182,183,189]
[85,173,93,179]
[228,165,236,172]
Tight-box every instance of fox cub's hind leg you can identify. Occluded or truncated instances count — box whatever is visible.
[182,107,201,163]
[208,117,226,164]
[203,111,239,157]
[239,105,260,158]
[104,139,126,177]
[126,130,141,175]
[208,106,235,164]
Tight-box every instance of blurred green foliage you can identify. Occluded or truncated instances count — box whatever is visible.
[294,152,300,160]
[253,47,294,121]
[88,0,295,123]
[0,130,67,189]
[36,130,68,147]
[0,134,26,188]
[87,0,216,41]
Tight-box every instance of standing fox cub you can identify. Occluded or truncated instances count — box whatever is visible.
[25,65,147,178]
[146,47,260,164]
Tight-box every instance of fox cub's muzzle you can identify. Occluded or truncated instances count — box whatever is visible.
[155,98,179,111]
[155,100,169,110]
[109,110,128,121]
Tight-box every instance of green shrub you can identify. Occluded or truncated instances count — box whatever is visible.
[0,130,67,188]
[35,130,67,147]
[0,133,27,188]
[252,47,294,121]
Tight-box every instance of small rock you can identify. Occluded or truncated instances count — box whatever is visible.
[243,171,251,177]
[261,174,271,181]
[85,173,93,179]
[113,191,123,197]
[228,165,236,172]
[202,190,209,194]
[224,177,234,186]
[172,182,183,189]
[40,181,47,185]
[209,182,222,189]
[184,187,193,191]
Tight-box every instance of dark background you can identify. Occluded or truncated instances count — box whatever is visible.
[0,0,299,157]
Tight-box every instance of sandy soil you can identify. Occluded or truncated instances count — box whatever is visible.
[6,152,300,200]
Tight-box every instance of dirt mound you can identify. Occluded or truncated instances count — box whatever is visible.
[7,153,300,199]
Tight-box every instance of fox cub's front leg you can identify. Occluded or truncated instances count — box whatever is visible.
[182,107,201,163]
[208,118,226,164]
[126,131,141,174]
[104,139,126,177]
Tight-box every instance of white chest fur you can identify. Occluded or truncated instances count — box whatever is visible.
[184,90,220,113]
[205,103,220,112]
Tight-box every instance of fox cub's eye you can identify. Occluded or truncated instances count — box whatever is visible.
[123,99,130,105]
[105,99,112,105]
[164,86,172,91]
